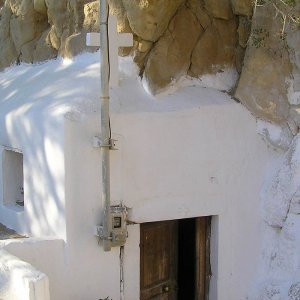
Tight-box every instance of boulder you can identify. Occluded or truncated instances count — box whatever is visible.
[109,0,131,33]
[237,16,251,48]
[83,1,99,32]
[64,32,87,58]
[122,0,185,42]
[204,0,233,20]
[189,17,238,76]
[231,0,253,16]
[45,0,68,38]
[0,4,13,39]
[236,47,291,123]
[34,0,47,14]
[33,28,57,62]
[20,38,36,63]
[143,6,202,94]
[186,0,211,29]
[235,4,292,123]
[0,38,18,69]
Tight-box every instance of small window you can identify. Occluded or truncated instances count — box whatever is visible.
[2,149,24,211]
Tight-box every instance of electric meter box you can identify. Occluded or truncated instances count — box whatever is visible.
[110,205,128,247]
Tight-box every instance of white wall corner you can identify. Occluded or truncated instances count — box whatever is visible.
[0,249,50,300]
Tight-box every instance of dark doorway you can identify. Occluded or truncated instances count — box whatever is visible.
[178,218,196,299]
[140,217,211,300]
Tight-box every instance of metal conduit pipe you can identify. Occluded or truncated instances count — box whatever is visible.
[99,0,111,252]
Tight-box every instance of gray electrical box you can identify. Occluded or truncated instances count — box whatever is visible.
[110,205,128,247]
[95,204,128,248]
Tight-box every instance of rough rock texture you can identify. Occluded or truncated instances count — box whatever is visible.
[258,134,300,300]
[0,0,299,132]
[204,0,233,20]
[0,0,253,93]
[143,5,202,94]
[123,0,184,42]
[231,0,252,16]
[189,17,238,77]
[0,0,95,68]
[236,4,293,124]
[262,134,300,228]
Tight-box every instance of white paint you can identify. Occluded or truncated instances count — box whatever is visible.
[256,119,293,151]
[0,53,273,299]
[142,67,239,96]
[198,67,239,92]
[254,134,300,299]
[86,16,133,87]
[0,249,50,300]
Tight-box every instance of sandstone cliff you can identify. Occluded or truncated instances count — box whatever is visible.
[0,0,299,135]
[0,0,251,89]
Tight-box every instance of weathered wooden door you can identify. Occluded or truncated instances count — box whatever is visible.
[140,220,178,300]
[195,217,211,300]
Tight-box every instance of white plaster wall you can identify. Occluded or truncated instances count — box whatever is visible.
[0,103,67,239]
[108,98,272,300]
[55,93,270,299]
[0,56,273,299]
[1,96,272,300]
[0,248,50,300]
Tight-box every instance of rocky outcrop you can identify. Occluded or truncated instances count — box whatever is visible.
[258,134,300,300]
[0,0,299,134]
[0,0,252,91]
[123,0,184,42]
[189,17,238,77]
[235,4,293,124]
[0,0,95,69]
[235,3,300,145]
[143,5,202,94]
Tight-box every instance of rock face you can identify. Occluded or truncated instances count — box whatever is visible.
[233,2,300,148]
[123,0,184,42]
[235,4,293,124]
[0,0,94,69]
[0,0,299,134]
[189,17,238,76]
[143,5,202,94]
[0,0,252,91]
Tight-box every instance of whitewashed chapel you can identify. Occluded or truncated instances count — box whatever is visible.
[0,7,299,300]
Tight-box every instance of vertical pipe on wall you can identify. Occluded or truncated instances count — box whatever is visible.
[99,0,111,252]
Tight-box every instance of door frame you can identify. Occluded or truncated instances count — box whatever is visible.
[139,217,211,300]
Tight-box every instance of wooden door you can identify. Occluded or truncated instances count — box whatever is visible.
[195,217,211,300]
[140,220,178,300]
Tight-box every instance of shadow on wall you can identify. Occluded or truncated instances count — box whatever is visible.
[0,56,100,238]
